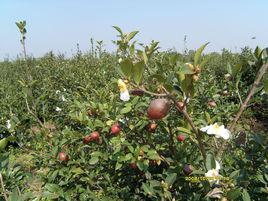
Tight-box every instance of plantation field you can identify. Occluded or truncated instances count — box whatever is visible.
[0,26,268,201]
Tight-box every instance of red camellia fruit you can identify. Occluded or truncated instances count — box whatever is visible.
[147,98,170,120]
[147,122,157,133]
[208,100,217,107]
[177,134,185,142]
[58,152,69,162]
[83,135,91,144]
[111,123,121,135]
[130,162,138,170]
[90,131,100,141]
[183,164,193,175]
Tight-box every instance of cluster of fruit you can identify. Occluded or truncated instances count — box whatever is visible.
[58,98,186,166]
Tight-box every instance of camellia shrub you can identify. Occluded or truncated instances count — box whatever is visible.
[0,24,267,200]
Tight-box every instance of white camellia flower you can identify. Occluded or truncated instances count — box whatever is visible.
[55,107,62,112]
[205,160,221,183]
[205,169,220,183]
[118,58,123,63]
[6,120,11,129]
[61,95,66,102]
[200,123,230,140]
[118,79,130,101]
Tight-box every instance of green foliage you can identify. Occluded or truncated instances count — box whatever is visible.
[0,27,267,200]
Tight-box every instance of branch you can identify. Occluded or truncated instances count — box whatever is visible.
[0,173,8,201]
[217,63,268,158]
[25,96,44,127]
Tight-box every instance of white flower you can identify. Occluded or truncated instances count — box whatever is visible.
[184,96,190,103]
[120,90,130,101]
[118,79,130,102]
[55,107,62,112]
[205,169,220,183]
[6,120,11,129]
[215,160,221,171]
[56,90,61,94]
[63,88,66,92]
[205,160,221,183]
[118,58,122,63]
[61,95,66,102]
[200,123,230,140]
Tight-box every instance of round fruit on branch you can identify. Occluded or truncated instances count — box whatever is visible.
[177,134,185,142]
[208,100,217,107]
[110,123,121,136]
[90,131,100,141]
[147,98,170,120]
[183,164,193,175]
[83,135,91,144]
[58,152,69,162]
[147,122,157,133]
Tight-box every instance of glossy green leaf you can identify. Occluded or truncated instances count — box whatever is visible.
[194,42,209,66]
[120,58,133,78]
[133,60,145,85]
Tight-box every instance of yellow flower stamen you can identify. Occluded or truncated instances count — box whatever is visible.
[118,79,127,92]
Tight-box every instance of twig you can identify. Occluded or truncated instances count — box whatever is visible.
[0,173,8,201]
[217,63,268,158]
[167,123,176,156]
[25,96,44,127]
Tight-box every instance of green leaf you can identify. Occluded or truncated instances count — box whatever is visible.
[204,112,211,124]
[120,105,132,114]
[127,31,139,41]
[227,188,241,200]
[264,77,268,92]
[119,58,133,78]
[115,162,122,170]
[205,153,216,170]
[179,64,195,74]
[141,183,154,196]
[165,173,177,186]
[194,42,209,66]
[177,127,191,134]
[112,26,123,35]
[0,138,8,151]
[242,189,251,201]
[89,157,99,165]
[133,60,145,85]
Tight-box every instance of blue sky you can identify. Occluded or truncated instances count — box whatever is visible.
[1,0,267,59]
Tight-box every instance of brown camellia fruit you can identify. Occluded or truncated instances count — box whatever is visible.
[147,122,157,133]
[58,152,69,162]
[130,162,138,170]
[90,131,100,141]
[147,98,170,120]
[111,123,121,135]
[83,135,91,144]
[183,164,193,175]
[208,100,217,107]
[87,108,95,117]
[130,89,144,96]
